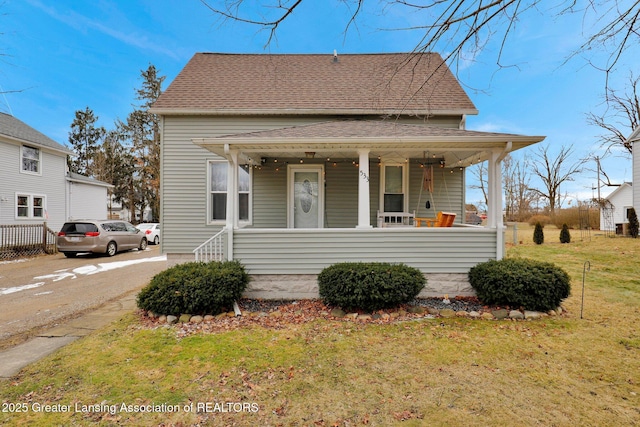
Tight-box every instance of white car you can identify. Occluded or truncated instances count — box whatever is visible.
[136,223,161,245]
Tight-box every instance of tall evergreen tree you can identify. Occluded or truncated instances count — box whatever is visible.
[121,65,165,222]
[94,129,136,219]
[68,107,105,177]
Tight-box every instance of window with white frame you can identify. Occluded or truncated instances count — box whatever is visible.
[209,161,251,222]
[381,163,407,212]
[16,194,46,219]
[21,145,41,174]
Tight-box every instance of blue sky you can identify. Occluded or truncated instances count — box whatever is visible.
[2,0,637,206]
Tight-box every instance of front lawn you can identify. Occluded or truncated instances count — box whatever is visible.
[1,235,639,426]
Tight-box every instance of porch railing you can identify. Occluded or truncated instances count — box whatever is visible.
[193,228,226,262]
[0,223,58,260]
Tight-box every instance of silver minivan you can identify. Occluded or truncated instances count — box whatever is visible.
[57,220,148,258]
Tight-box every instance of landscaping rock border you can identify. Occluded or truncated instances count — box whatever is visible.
[139,298,567,336]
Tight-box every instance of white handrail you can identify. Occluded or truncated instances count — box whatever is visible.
[193,228,226,262]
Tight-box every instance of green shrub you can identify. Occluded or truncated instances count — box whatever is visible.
[533,222,544,245]
[629,207,639,238]
[468,258,570,311]
[137,260,249,315]
[559,223,571,243]
[318,262,425,312]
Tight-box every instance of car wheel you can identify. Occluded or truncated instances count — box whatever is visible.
[63,252,77,258]
[106,241,117,257]
[139,237,148,251]
[153,236,159,245]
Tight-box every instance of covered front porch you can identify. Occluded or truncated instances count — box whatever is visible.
[189,120,544,298]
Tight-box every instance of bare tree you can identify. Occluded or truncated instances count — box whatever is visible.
[587,72,640,155]
[529,144,587,215]
[468,161,488,211]
[200,0,640,86]
[503,154,535,221]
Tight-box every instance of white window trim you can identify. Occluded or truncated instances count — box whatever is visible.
[15,193,47,220]
[20,145,42,176]
[379,161,409,213]
[206,160,252,225]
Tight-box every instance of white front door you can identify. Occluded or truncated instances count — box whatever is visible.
[288,165,324,228]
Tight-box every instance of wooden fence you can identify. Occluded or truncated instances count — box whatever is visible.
[0,223,58,260]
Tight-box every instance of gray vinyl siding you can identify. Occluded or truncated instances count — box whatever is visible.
[233,227,497,275]
[0,140,67,230]
[409,165,464,221]
[161,116,329,253]
[635,143,640,214]
[161,115,466,253]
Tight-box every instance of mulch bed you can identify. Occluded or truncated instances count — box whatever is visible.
[136,297,503,337]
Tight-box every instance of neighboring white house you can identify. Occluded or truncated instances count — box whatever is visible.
[0,112,111,232]
[600,182,633,233]
[66,172,113,221]
[151,52,545,298]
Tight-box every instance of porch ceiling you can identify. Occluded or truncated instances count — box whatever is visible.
[192,120,545,167]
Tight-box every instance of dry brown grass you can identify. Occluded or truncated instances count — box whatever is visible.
[1,233,639,426]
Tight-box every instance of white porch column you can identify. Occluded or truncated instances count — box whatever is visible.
[487,143,512,259]
[225,148,239,260]
[357,149,372,228]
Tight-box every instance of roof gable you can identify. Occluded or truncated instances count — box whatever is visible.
[152,53,478,116]
[0,112,72,155]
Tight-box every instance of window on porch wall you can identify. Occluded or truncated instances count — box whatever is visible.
[209,161,251,222]
[382,164,406,212]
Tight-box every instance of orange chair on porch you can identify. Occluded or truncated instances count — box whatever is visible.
[415,211,456,227]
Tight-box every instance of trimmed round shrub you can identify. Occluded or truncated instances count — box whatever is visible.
[468,258,570,311]
[137,260,249,315]
[318,262,425,312]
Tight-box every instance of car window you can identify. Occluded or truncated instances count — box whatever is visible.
[61,222,98,233]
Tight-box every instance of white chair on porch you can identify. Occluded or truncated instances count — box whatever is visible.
[377,211,415,227]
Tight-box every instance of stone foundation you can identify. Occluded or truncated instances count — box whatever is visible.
[166,254,475,299]
[244,273,474,299]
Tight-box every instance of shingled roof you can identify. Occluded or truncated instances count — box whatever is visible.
[152,53,478,116]
[0,112,72,155]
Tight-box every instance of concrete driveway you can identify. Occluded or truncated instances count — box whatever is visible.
[0,245,167,349]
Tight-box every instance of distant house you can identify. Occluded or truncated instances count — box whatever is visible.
[600,182,633,233]
[0,112,110,232]
[151,52,545,298]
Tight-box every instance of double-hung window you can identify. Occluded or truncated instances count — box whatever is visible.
[16,194,46,219]
[381,163,407,212]
[21,145,41,174]
[209,161,251,223]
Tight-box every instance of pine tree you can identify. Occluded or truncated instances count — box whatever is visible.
[628,208,639,238]
[120,64,165,222]
[68,107,105,177]
[559,223,571,243]
[533,222,544,245]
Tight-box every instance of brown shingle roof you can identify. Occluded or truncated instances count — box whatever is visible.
[152,53,478,116]
[216,120,527,140]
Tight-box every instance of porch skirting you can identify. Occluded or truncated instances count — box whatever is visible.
[167,252,476,299]
[243,273,475,300]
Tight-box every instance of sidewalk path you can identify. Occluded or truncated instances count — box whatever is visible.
[0,293,137,379]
